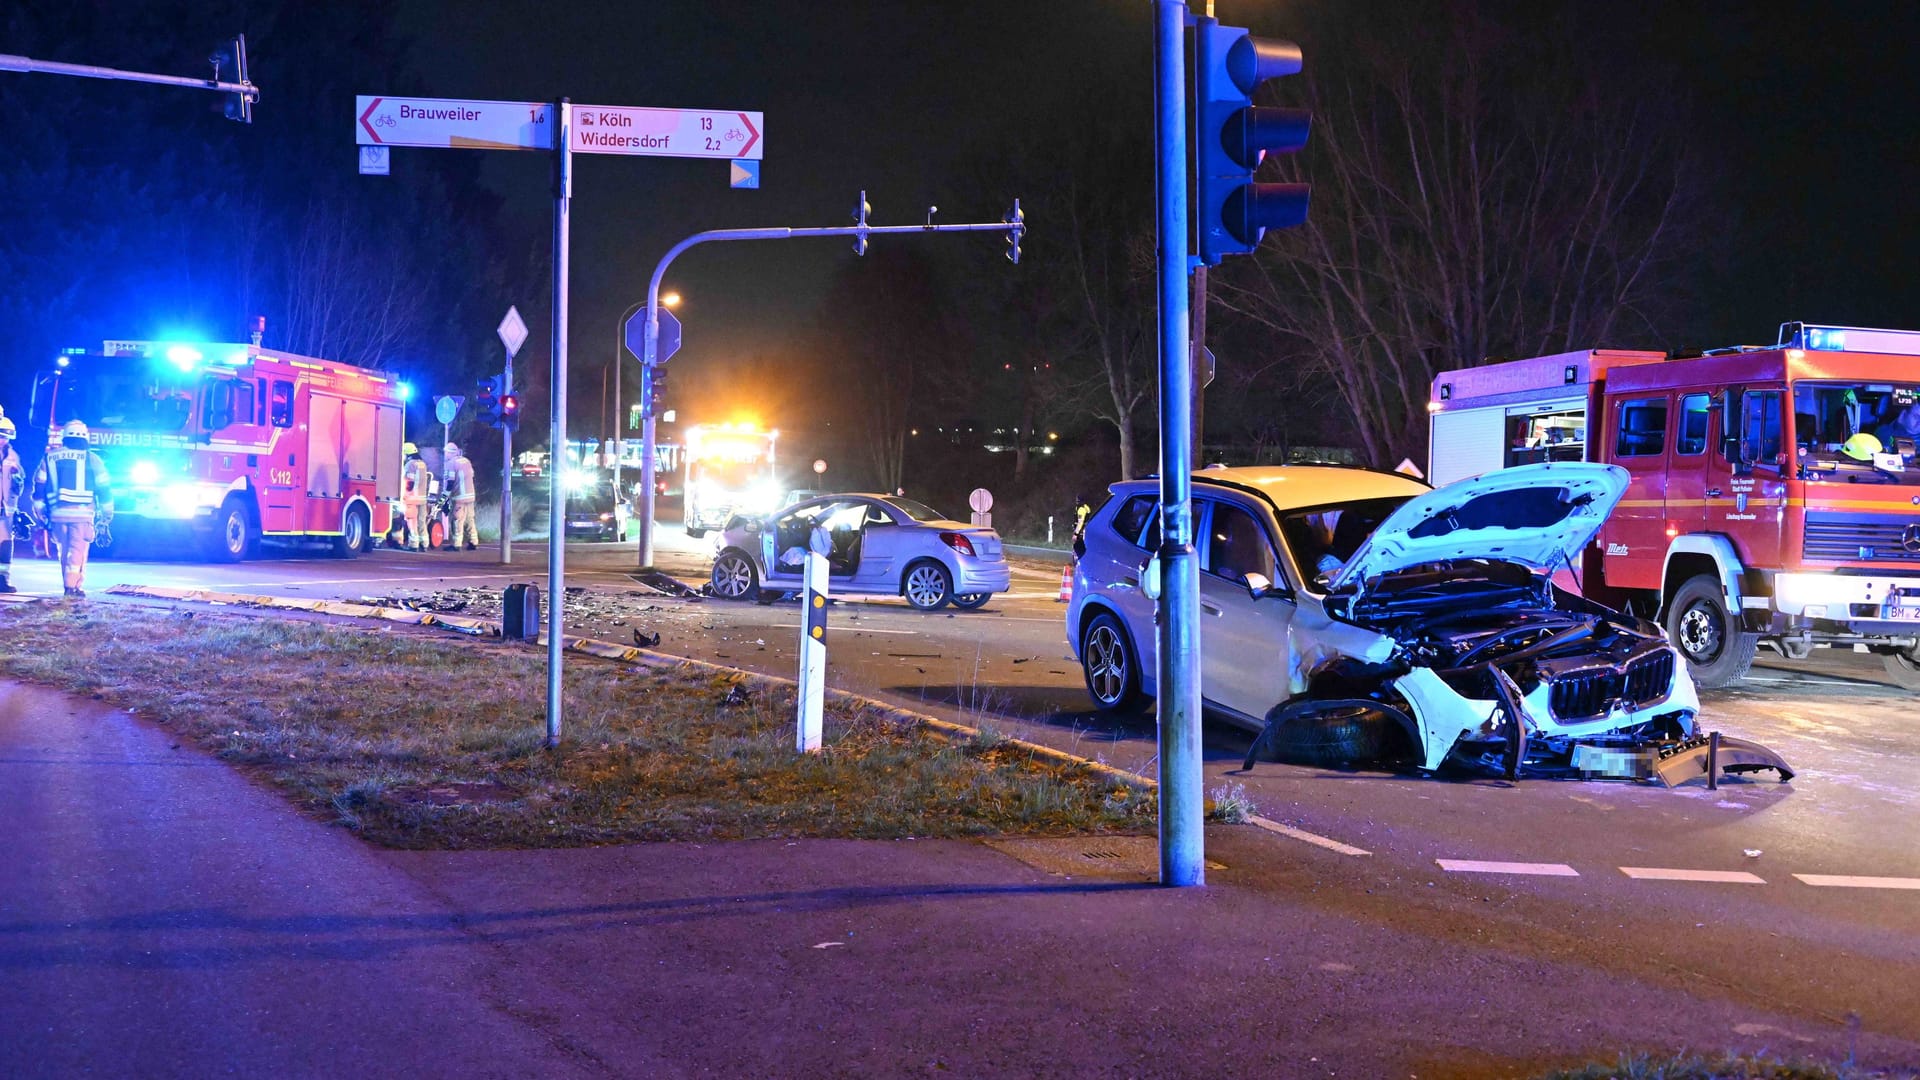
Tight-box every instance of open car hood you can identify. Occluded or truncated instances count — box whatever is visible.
[1327,462,1628,592]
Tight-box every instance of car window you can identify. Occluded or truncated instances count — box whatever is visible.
[1739,390,1784,466]
[1204,501,1279,587]
[881,496,945,522]
[1614,397,1668,457]
[865,504,898,526]
[1675,393,1710,455]
[1109,494,1155,547]
[1277,496,1413,587]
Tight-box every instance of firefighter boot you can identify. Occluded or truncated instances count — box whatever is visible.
[0,576,15,594]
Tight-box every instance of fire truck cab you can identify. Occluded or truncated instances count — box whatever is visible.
[1429,323,1920,691]
[27,340,405,562]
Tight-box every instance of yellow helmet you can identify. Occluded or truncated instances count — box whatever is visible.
[403,442,419,456]
[0,413,14,439]
[1842,432,1883,461]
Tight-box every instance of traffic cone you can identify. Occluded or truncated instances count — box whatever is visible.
[1056,562,1074,603]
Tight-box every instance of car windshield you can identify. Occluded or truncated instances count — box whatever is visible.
[691,460,769,490]
[35,359,196,433]
[1276,496,1415,591]
[881,496,945,522]
[1794,381,1920,484]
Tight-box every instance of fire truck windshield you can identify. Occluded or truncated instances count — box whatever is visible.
[692,460,766,491]
[1794,381,1920,483]
[34,360,196,434]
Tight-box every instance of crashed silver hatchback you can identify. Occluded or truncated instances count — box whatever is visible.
[1068,463,1784,781]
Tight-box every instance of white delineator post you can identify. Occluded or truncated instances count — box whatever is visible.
[796,526,830,752]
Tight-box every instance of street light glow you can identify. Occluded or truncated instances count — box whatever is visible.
[661,291,682,308]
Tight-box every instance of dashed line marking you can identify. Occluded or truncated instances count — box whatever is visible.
[1793,874,1920,890]
[1620,866,1766,884]
[1248,816,1370,856]
[1437,859,1579,877]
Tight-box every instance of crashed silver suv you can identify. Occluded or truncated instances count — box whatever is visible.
[1069,463,1726,779]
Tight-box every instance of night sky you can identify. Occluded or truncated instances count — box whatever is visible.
[3,1,1917,427]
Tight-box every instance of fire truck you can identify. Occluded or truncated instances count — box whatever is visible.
[26,340,405,562]
[680,423,780,537]
[1427,322,1920,691]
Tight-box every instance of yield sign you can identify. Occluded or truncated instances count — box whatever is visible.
[624,307,682,364]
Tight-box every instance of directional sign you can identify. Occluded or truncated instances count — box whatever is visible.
[356,96,550,150]
[497,306,529,357]
[729,159,760,189]
[624,307,682,364]
[573,105,762,160]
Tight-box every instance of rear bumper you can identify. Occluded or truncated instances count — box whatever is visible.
[955,560,1012,595]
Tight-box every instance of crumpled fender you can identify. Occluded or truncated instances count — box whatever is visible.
[1287,604,1396,698]
[1392,667,1498,771]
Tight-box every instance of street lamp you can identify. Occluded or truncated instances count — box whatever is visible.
[612,289,681,504]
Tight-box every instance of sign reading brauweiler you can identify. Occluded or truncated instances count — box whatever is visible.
[355,96,763,160]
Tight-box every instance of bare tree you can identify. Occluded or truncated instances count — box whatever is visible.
[1211,13,1715,468]
[1059,180,1157,480]
[276,197,428,368]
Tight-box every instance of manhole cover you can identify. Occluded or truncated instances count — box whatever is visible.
[985,836,1225,879]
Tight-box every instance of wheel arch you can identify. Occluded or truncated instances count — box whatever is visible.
[897,554,952,597]
[1660,535,1745,618]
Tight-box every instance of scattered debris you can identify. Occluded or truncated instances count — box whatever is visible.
[1744,848,1763,858]
[721,684,752,707]
[633,629,661,648]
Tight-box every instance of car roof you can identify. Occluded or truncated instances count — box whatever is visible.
[1113,465,1430,512]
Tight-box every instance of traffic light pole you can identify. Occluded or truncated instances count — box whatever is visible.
[501,348,514,565]
[1154,0,1205,887]
[545,99,572,749]
[1,39,259,118]
[631,199,1026,569]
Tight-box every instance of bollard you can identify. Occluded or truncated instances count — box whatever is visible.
[1706,729,1720,790]
[503,583,540,641]
[1047,515,1054,545]
[795,526,830,752]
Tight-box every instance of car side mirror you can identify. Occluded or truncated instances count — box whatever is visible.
[1244,572,1273,600]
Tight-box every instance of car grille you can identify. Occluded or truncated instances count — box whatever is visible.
[1547,650,1675,721]
[1803,513,1920,564]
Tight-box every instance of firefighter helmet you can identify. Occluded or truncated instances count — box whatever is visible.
[1843,433,1883,461]
[445,442,461,457]
[403,442,419,456]
[61,419,89,443]
[0,413,14,439]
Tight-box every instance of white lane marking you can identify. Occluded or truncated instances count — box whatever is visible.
[771,624,917,636]
[1002,591,1066,600]
[1436,859,1579,877]
[1793,874,1920,890]
[1248,816,1370,856]
[1620,867,1766,884]
[219,572,517,588]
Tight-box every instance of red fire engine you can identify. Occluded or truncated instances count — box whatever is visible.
[27,339,406,561]
[1428,322,1920,691]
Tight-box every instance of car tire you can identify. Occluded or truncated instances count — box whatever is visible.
[710,549,760,601]
[206,499,252,563]
[333,505,368,559]
[1664,574,1757,688]
[902,560,952,611]
[1265,703,1395,767]
[951,593,990,610]
[1883,649,1920,692]
[1080,611,1147,715]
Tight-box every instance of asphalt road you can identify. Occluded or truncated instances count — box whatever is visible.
[9,523,1920,1067]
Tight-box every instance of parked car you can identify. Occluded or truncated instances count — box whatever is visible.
[1069,463,1722,778]
[710,493,1011,610]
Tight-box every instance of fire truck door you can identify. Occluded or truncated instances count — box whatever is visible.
[306,395,345,530]
[1712,387,1788,569]
[1666,390,1713,535]
[1600,393,1671,590]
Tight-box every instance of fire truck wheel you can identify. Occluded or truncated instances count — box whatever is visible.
[333,506,369,559]
[206,500,252,563]
[1665,574,1757,688]
[1883,649,1920,692]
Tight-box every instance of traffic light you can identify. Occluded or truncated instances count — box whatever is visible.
[498,391,520,431]
[852,190,872,256]
[1192,18,1310,264]
[640,365,668,419]
[476,374,504,427]
[212,35,253,124]
[1004,198,1024,265]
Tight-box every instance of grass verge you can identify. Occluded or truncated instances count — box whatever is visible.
[1538,1052,1909,1079]
[0,603,1156,849]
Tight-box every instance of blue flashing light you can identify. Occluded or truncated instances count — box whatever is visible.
[1807,328,1847,351]
[395,381,413,401]
[226,349,249,364]
[55,355,70,368]
[165,344,203,370]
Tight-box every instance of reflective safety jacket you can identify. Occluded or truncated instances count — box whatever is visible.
[32,446,113,523]
[403,456,431,504]
[0,444,22,517]
[446,454,477,503]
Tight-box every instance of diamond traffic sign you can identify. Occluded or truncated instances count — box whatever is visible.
[356,96,550,150]
[624,307,682,364]
[573,105,762,160]
[497,306,529,357]
[729,159,760,189]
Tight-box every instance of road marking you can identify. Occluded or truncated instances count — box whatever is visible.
[1619,866,1766,884]
[1248,816,1370,856]
[1793,874,1920,890]
[1436,859,1579,877]
[771,624,917,636]
[218,572,517,588]
[1002,590,1066,600]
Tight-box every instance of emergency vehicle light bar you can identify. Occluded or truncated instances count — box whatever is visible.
[1777,322,1920,357]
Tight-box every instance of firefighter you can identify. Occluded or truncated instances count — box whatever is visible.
[444,442,478,551]
[1875,399,1920,455]
[0,410,22,594]
[30,420,113,600]
[401,442,432,551]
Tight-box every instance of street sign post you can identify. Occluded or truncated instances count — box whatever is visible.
[496,305,528,566]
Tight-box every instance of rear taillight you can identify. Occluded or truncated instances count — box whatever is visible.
[939,531,975,556]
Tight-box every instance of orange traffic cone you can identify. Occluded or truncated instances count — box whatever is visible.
[1056,562,1074,603]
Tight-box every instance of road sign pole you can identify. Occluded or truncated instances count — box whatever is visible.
[1154,0,1204,888]
[545,99,572,749]
[501,343,513,565]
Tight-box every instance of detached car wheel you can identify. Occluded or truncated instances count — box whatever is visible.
[710,550,760,601]
[1883,649,1920,692]
[1080,612,1146,715]
[1665,574,1757,688]
[1265,704,1397,767]
[903,561,952,611]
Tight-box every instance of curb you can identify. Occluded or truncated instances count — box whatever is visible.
[102,583,1158,792]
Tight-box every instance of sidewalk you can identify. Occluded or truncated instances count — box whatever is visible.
[1,679,1912,1078]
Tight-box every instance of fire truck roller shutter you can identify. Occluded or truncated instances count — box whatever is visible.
[374,405,402,501]
[1428,406,1506,487]
[307,395,344,500]
[342,399,378,484]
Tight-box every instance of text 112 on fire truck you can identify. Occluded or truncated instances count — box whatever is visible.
[1428,321,1920,692]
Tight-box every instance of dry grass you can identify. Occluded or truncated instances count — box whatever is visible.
[0,604,1155,849]
[1539,1053,1908,1079]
